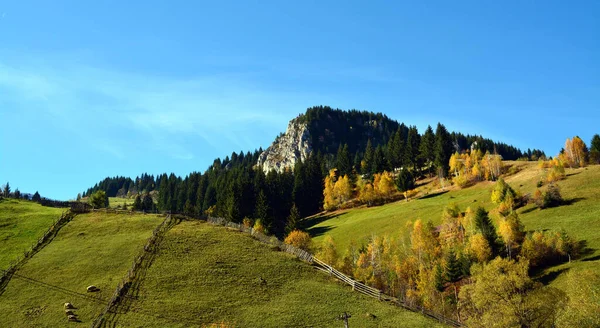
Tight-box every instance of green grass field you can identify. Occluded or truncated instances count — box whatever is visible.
[108,197,133,209]
[113,220,443,328]
[0,199,65,270]
[0,211,163,327]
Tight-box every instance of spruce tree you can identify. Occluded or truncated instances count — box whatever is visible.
[474,207,499,255]
[32,191,41,203]
[142,193,154,212]
[445,250,462,282]
[3,182,10,198]
[363,140,374,175]
[254,190,271,232]
[285,203,301,235]
[133,194,142,211]
[435,123,453,177]
[419,125,436,176]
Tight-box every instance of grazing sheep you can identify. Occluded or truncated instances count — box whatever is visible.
[65,310,74,316]
[87,285,98,292]
[64,302,74,309]
[67,314,78,322]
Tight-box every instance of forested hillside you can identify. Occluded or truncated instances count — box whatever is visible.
[82,106,542,236]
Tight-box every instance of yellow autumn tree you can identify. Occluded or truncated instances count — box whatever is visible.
[357,179,377,206]
[317,235,339,265]
[374,171,396,200]
[497,213,525,259]
[469,233,492,263]
[284,229,312,251]
[449,152,464,177]
[334,174,352,204]
[564,136,587,168]
[323,169,337,211]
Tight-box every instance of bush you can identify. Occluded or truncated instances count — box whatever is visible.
[543,184,563,208]
[253,219,266,234]
[284,230,312,251]
[453,174,471,189]
[89,190,109,209]
[242,217,253,228]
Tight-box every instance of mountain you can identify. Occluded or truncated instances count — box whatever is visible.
[81,106,544,236]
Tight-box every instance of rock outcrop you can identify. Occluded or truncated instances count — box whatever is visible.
[257,119,312,174]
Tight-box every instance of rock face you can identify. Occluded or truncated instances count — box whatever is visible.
[257,119,312,174]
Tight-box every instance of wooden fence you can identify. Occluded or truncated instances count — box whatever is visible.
[205,217,462,327]
[90,214,174,328]
[0,210,74,294]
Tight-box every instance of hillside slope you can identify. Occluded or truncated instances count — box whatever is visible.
[0,212,163,327]
[0,199,64,270]
[110,220,443,327]
[304,162,600,305]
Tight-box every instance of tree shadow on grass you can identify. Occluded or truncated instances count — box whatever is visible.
[566,171,582,177]
[418,190,449,200]
[306,225,334,238]
[536,268,570,285]
[581,254,600,262]
[299,212,342,230]
[563,197,585,206]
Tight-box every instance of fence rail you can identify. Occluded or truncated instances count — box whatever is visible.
[90,214,174,328]
[204,216,462,327]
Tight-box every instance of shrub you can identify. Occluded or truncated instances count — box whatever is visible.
[242,217,253,228]
[543,184,563,208]
[453,174,471,189]
[253,219,266,234]
[284,230,312,251]
[89,190,109,209]
[491,178,515,204]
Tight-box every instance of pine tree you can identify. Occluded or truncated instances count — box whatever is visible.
[434,263,445,292]
[336,143,352,177]
[590,134,600,164]
[32,191,41,203]
[363,140,374,175]
[435,123,453,177]
[473,207,499,255]
[285,203,301,235]
[133,194,142,211]
[373,145,386,173]
[419,125,436,176]
[254,190,271,232]
[3,182,10,198]
[445,250,462,282]
[142,193,154,212]
[14,188,21,199]
[404,126,420,172]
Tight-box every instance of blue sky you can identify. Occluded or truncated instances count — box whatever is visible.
[1,1,598,200]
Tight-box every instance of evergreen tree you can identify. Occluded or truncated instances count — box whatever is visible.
[396,169,414,192]
[285,203,301,235]
[434,263,445,292]
[254,190,271,232]
[3,182,10,198]
[473,207,499,255]
[590,134,600,164]
[445,250,462,282]
[387,129,403,169]
[336,143,352,177]
[32,191,41,203]
[372,145,386,173]
[404,126,420,172]
[435,123,453,177]
[419,125,436,176]
[133,194,142,211]
[142,193,154,212]
[14,188,21,199]
[363,140,374,175]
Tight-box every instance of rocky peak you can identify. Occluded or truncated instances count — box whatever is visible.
[257,118,312,174]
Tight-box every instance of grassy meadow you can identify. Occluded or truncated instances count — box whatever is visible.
[0,199,65,270]
[0,211,163,327]
[304,162,600,304]
[112,220,443,328]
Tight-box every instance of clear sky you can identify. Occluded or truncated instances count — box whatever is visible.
[1,1,598,200]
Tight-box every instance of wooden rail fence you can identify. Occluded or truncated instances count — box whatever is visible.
[90,214,174,328]
[205,216,462,327]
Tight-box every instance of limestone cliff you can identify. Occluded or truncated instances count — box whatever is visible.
[257,118,312,174]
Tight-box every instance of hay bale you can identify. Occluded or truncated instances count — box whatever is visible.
[86,285,99,292]
[64,302,74,309]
